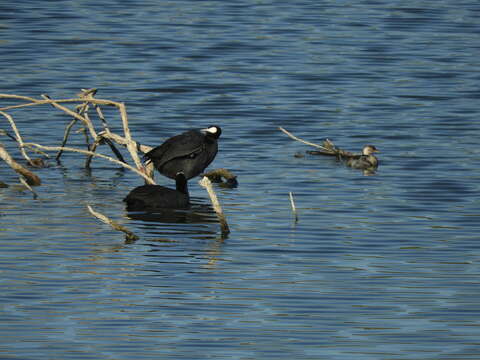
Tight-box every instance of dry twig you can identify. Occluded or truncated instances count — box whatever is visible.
[24,143,155,185]
[278,126,327,150]
[0,111,36,166]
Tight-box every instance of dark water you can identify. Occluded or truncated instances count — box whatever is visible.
[1,1,480,359]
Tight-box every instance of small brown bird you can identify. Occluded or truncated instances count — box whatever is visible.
[307,140,379,170]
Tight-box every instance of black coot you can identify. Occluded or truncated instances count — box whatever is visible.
[143,126,221,180]
[123,172,189,211]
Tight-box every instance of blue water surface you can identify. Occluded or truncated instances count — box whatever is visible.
[1,1,480,359]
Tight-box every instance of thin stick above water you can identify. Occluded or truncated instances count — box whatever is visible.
[24,143,155,185]
[278,126,327,150]
[289,191,299,223]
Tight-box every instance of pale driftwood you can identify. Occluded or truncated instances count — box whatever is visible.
[1,93,151,175]
[199,176,230,237]
[87,205,139,242]
[278,126,327,150]
[0,143,41,186]
[24,143,155,185]
[100,131,152,154]
[118,102,143,171]
[0,96,121,112]
[94,103,110,132]
[41,94,98,140]
[289,191,298,223]
[0,111,36,166]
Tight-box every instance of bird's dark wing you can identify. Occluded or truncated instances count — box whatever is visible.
[143,130,205,166]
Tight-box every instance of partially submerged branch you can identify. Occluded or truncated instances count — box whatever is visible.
[0,111,36,166]
[19,177,38,199]
[87,205,139,242]
[199,176,230,237]
[0,143,41,186]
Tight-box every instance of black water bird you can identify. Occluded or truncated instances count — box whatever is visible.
[124,172,189,211]
[143,126,221,180]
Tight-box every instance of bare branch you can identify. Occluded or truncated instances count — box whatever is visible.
[87,205,139,242]
[0,143,41,186]
[0,111,35,165]
[0,96,122,112]
[199,176,230,237]
[41,94,98,140]
[278,126,327,150]
[117,102,143,171]
[24,143,155,185]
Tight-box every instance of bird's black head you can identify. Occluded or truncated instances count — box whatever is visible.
[202,125,222,139]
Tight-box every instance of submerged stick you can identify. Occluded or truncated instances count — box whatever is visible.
[199,176,230,237]
[87,205,139,242]
[289,191,299,223]
[278,126,327,150]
